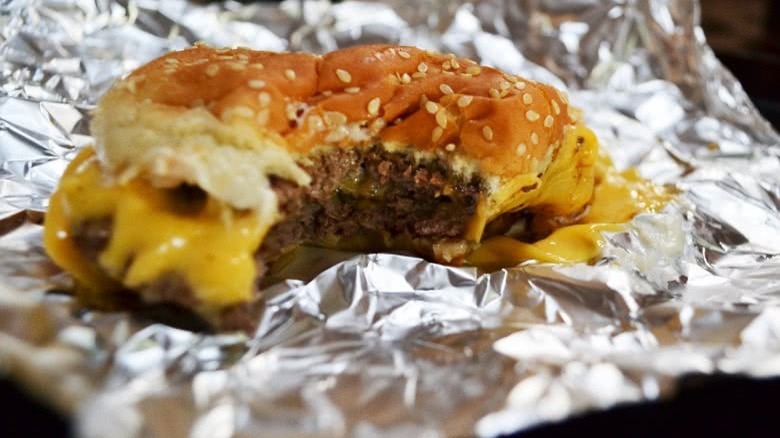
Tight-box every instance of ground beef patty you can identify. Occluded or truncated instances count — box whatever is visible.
[70,145,485,331]
[259,145,483,266]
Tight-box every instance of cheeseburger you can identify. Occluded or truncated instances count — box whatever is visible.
[44,45,663,330]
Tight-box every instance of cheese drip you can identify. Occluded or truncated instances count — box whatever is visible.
[468,147,672,268]
[44,130,670,310]
[466,224,624,271]
[44,148,267,310]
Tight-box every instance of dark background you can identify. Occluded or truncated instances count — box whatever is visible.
[702,0,780,128]
[3,0,780,436]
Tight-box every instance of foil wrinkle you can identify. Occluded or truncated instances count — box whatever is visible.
[1,1,780,437]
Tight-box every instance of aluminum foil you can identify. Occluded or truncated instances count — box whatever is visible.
[2,0,780,436]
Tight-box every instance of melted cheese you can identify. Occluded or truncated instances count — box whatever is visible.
[584,151,671,223]
[44,148,267,310]
[467,224,624,271]
[483,124,598,223]
[467,145,672,268]
[45,127,670,310]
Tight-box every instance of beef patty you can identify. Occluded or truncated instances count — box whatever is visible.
[70,145,485,331]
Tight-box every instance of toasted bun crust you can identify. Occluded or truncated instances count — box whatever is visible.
[95,44,575,185]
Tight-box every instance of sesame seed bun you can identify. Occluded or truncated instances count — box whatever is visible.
[97,47,573,168]
[92,44,593,229]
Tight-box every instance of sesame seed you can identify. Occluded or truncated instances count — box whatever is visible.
[506,75,518,83]
[165,58,179,65]
[420,94,429,107]
[523,93,533,105]
[482,126,494,141]
[398,50,411,59]
[531,132,539,145]
[248,79,266,89]
[417,62,428,73]
[499,81,511,90]
[466,66,481,75]
[325,126,348,142]
[285,69,296,80]
[439,84,454,95]
[445,143,456,152]
[309,115,324,132]
[324,111,347,126]
[336,69,352,83]
[551,99,560,115]
[216,48,230,53]
[435,110,447,129]
[516,143,527,156]
[489,88,500,99]
[206,64,219,77]
[526,110,540,122]
[190,59,208,65]
[237,54,249,60]
[250,63,264,70]
[226,62,246,71]
[443,60,451,70]
[322,90,333,97]
[457,95,473,108]
[451,59,460,69]
[370,118,386,131]
[345,87,360,94]
[216,55,234,60]
[425,101,438,114]
[443,71,455,76]
[544,115,554,128]
[258,92,271,106]
[368,97,381,116]
[256,109,270,125]
[164,68,176,75]
[346,124,365,142]
[412,72,427,79]
[514,81,526,90]
[401,73,411,84]
[229,105,254,118]
[432,126,444,142]
[285,103,298,121]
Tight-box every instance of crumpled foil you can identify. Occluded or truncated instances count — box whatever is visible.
[2,0,780,436]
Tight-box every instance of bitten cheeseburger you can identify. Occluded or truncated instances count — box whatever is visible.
[44,45,667,330]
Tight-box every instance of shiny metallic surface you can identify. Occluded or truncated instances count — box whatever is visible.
[1,0,779,436]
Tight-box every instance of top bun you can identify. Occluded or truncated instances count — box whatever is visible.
[99,45,576,171]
